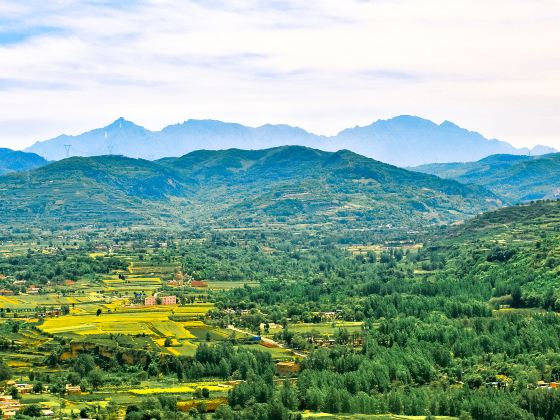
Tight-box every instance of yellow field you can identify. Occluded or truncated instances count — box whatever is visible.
[89,252,107,258]
[165,341,197,356]
[173,304,213,314]
[181,320,206,328]
[130,382,232,395]
[151,321,195,339]
[38,310,201,338]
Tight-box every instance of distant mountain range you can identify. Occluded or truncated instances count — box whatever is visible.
[413,153,560,202]
[0,146,501,229]
[24,116,555,167]
[0,148,48,175]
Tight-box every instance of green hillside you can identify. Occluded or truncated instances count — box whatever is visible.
[413,153,560,201]
[422,199,560,309]
[0,146,501,229]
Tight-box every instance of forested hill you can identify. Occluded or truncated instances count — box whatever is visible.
[423,199,560,309]
[0,148,48,175]
[0,146,501,229]
[207,199,560,419]
[412,153,560,202]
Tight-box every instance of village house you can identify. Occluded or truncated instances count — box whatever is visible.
[161,295,176,305]
[15,383,33,394]
[65,384,81,394]
[26,286,40,294]
[37,307,62,318]
[0,289,14,296]
[144,296,156,306]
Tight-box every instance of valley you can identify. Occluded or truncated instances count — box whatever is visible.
[2,1,559,418]
[0,147,559,419]
[0,198,560,418]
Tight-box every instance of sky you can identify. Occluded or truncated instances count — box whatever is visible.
[0,0,559,150]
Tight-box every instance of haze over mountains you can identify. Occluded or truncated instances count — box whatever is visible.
[25,115,555,167]
[0,146,501,229]
[0,148,48,175]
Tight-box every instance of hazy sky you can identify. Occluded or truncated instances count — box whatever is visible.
[0,0,559,150]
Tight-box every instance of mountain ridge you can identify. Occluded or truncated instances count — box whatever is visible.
[0,145,502,229]
[24,115,554,166]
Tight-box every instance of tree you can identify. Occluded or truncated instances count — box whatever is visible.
[96,308,102,316]
[22,404,42,417]
[214,404,235,420]
[73,354,96,377]
[88,368,104,390]
[280,380,298,410]
[32,382,43,393]
[0,360,11,380]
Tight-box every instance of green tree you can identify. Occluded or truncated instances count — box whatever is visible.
[0,359,11,380]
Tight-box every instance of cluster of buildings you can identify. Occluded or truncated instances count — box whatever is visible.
[0,395,22,418]
[0,395,54,418]
[0,381,79,418]
[130,292,178,307]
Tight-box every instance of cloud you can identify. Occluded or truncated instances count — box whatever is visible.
[0,0,558,149]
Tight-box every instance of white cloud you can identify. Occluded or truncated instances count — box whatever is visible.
[0,0,558,149]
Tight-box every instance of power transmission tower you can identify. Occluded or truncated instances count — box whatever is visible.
[64,144,72,158]
[107,144,114,155]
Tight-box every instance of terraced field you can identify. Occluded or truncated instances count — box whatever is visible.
[0,293,102,309]
[38,304,213,338]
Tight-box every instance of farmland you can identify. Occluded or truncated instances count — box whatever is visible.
[0,233,288,417]
[2,202,560,418]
